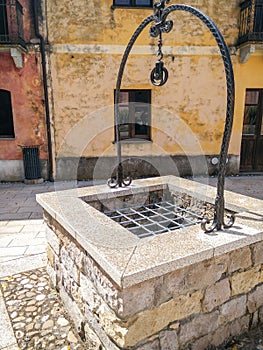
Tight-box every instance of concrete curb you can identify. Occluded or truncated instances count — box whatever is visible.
[0,253,47,279]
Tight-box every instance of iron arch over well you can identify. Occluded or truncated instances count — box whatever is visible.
[112,2,235,232]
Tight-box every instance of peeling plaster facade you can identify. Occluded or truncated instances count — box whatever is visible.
[43,0,262,180]
[0,0,48,181]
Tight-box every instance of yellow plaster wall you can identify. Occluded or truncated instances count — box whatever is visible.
[46,0,261,166]
[50,52,229,158]
[46,0,239,46]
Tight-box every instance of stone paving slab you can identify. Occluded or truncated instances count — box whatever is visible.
[0,254,46,279]
[5,219,44,226]
[0,294,17,349]
[9,236,46,248]
[0,220,46,266]
[196,175,263,200]
[0,225,23,233]
[0,246,27,257]
[0,181,99,269]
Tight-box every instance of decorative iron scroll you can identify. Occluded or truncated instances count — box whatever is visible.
[108,0,235,233]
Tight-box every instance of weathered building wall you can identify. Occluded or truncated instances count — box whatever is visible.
[45,0,257,180]
[51,53,227,155]
[0,0,48,181]
[0,52,47,159]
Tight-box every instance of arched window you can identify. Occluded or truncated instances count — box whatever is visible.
[0,89,15,138]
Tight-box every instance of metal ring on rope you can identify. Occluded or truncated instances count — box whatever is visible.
[150,61,169,86]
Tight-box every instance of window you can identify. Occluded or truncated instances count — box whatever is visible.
[254,0,263,33]
[116,90,151,140]
[0,0,25,46]
[113,0,153,8]
[0,0,8,41]
[242,90,261,135]
[240,88,263,172]
[0,90,15,138]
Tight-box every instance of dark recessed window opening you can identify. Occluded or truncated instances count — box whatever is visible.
[0,90,15,138]
[115,90,151,141]
[0,0,8,40]
[113,0,153,8]
[254,0,263,33]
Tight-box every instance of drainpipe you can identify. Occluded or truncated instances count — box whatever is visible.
[33,0,54,181]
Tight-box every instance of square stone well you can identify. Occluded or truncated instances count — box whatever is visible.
[36,176,263,350]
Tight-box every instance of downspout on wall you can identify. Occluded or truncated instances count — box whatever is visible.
[33,0,54,181]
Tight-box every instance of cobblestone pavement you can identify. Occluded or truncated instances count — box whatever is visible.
[217,325,263,349]
[0,267,85,350]
[0,176,262,350]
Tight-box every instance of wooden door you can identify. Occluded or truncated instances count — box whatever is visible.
[240,89,263,172]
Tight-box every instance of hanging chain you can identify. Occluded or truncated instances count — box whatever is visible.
[150,1,172,86]
[157,31,164,61]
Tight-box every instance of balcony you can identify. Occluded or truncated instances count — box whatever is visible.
[238,0,263,45]
[0,0,26,51]
[237,0,263,62]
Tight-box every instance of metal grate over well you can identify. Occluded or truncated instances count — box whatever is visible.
[104,201,203,238]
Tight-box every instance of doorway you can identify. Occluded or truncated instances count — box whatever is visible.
[240,89,263,172]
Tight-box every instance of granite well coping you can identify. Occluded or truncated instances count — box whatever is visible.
[36,176,263,288]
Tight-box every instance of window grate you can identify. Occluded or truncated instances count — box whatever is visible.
[104,201,203,238]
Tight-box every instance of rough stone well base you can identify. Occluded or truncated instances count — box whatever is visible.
[36,176,263,350]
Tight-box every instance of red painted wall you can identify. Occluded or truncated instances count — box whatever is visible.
[0,0,48,161]
[0,53,48,160]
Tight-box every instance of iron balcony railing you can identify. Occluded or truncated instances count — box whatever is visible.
[0,0,25,48]
[238,0,263,45]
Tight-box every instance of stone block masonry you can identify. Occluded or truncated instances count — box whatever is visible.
[46,219,263,349]
[36,176,263,350]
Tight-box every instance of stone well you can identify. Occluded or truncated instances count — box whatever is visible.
[36,176,263,350]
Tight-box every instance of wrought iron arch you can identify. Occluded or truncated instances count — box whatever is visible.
[109,1,235,233]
